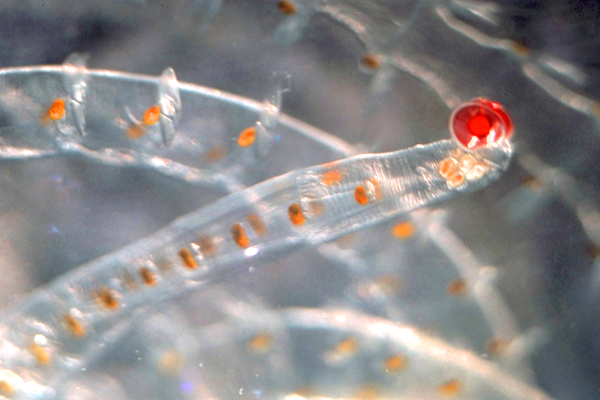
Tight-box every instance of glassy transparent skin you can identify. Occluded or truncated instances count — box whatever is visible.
[0,0,598,399]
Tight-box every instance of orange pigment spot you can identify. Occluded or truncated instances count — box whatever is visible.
[438,157,458,178]
[127,124,147,140]
[384,354,407,371]
[288,203,305,226]
[276,0,296,15]
[64,314,86,338]
[143,105,161,125]
[29,343,50,365]
[391,222,414,239]
[247,214,266,236]
[354,186,369,205]
[231,223,250,248]
[511,41,530,56]
[519,175,542,190]
[178,248,197,269]
[447,278,467,296]
[48,99,65,120]
[248,332,274,353]
[0,380,14,397]
[139,267,156,286]
[203,146,227,162]
[157,350,184,375]
[334,337,359,355]
[321,170,342,186]
[361,54,381,70]
[95,287,119,310]
[586,244,600,260]
[238,127,256,147]
[487,337,508,356]
[438,379,462,397]
[447,171,465,188]
[593,103,600,118]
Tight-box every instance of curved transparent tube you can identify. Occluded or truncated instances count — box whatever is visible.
[0,63,352,190]
[0,131,512,398]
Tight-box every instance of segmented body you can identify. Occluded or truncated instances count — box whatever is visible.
[0,61,513,398]
[0,138,511,398]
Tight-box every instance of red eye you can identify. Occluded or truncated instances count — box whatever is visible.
[477,98,514,138]
[449,98,512,150]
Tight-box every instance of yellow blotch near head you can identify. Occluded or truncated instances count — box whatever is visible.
[438,379,462,397]
[391,222,414,239]
[238,127,256,147]
[438,157,459,179]
[143,105,161,125]
[447,171,465,188]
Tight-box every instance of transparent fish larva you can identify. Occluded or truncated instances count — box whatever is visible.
[0,0,596,398]
[0,58,514,397]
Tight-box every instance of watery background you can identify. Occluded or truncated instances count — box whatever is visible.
[0,0,599,399]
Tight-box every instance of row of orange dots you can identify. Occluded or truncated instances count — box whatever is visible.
[42,98,162,141]
[245,332,463,397]
[248,333,465,398]
[388,220,510,357]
